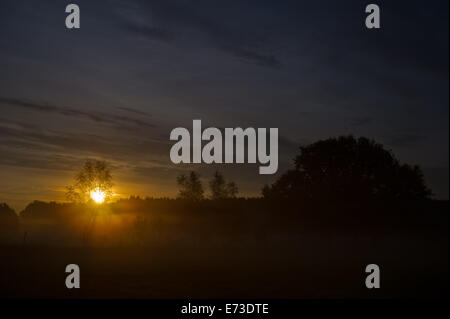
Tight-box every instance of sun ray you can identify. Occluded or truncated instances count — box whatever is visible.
[90,188,106,204]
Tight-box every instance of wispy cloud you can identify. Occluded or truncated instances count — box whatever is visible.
[118,0,281,68]
[219,45,281,68]
[0,97,155,129]
[116,106,152,117]
[122,22,175,42]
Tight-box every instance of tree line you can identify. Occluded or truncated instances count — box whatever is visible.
[173,135,431,202]
[0,135,431,217]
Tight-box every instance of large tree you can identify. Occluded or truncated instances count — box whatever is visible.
[263,136,431,202]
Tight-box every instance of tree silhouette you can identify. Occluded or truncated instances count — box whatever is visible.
[0,203,19,241]
[263,136,431,202]
[66,160,113,203]
[177,171,204,201]
[209,171,238,199]
[0,203,15,217]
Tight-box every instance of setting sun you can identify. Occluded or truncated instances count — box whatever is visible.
[90,188,106,204]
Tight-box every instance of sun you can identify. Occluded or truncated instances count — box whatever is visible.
[90,188,106,204]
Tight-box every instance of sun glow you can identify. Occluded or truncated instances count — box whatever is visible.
[90,188,106,204]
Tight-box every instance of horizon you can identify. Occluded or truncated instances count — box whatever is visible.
[0,0,448,303]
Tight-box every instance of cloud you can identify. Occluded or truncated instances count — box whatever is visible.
[116,106,152,117]
[0,97,155,129]
[0,118,168,165]
[219,45,281,69]
[122,22,174,42]
[118,0,281,68]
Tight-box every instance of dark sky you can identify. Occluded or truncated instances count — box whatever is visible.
[0,0,448,209]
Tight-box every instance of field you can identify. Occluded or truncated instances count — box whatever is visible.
[0,199,447,298]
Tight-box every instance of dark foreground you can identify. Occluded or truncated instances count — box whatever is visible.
[0,200,448,298]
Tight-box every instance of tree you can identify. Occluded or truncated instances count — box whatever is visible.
[177,171,204,201]
[0,203,19,241]
[262,136,431,202]
[66,160,113,203]
[209,171,238,199]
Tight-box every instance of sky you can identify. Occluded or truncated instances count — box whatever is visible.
[0,0,448,210]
